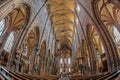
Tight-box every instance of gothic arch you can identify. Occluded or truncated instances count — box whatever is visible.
[40,41,46,58]
[2,4,30,53]
[0,3,30,70]
[18,26,40,73]
[39,41,46,75]
[6,4,30,32]
[93,0,120,71]
[87,24,108,73]
[26,27,40,57]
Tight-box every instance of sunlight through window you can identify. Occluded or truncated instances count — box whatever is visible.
[113,27,120,44]
[60,58,63,64]
[0,19,5,37]
[77,5,80,12]
[68,58,71,64]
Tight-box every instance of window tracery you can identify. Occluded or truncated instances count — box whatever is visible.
[0,19,6,43]
[96,0,120,58]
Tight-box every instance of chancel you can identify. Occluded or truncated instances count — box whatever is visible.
[0,0,120,80]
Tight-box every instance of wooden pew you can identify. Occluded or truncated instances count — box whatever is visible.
[9,70,29,80]
[97,71,119,80]
[105,70,120,80]
[69,74,95,80]
[0,66,60,80]
[22,73,60,80]
[0,67,21,80]
[15,72,35,80]
[69,73,109,80]
[82,74,105,80]
[89,73,109,80]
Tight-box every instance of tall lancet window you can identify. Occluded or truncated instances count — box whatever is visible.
[113,27,120,45]
[60,58,63,73]
[0,19,6,42]
[58,41,60,50]
[68,58,71,64]
[60,58,63,64]
[4,32,14,52]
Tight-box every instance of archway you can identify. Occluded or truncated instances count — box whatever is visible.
[93,0,120,71]
[87,24,108,73]
[19,27,39,73]
[39,41,46,75]
[0,4,30,67]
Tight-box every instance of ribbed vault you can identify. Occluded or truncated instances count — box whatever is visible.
[47,0,75,54]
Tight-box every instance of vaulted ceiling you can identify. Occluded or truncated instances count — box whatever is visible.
[47,0,76,53]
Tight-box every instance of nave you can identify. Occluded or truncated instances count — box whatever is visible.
[0,0,120,80]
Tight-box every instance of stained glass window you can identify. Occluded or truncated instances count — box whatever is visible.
[113,27,120,45]
[0,19,5,38]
